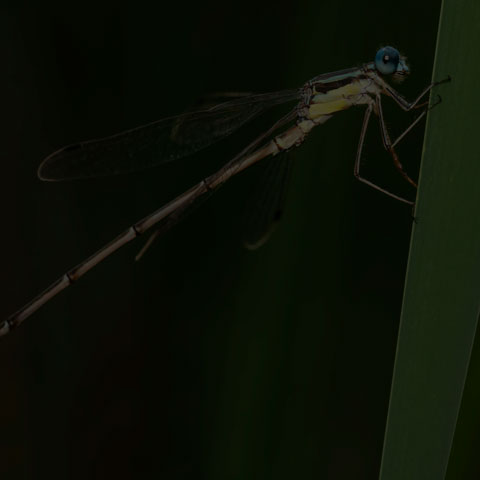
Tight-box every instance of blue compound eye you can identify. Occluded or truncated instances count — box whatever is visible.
[375,46,400,75]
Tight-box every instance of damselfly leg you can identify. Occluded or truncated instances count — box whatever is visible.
[354,79,449,205]
[377,94,418,189]
[354,104,415,205]
[391,94,443,149]
[383,76,451,111]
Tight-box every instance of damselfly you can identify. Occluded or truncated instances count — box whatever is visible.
[1,46,449,337]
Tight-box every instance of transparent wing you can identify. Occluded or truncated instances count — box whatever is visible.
[135,108,298,259]
[38,89,301,181]
[243,152,294,250]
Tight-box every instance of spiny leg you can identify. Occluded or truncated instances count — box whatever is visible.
[376,95,418,188]
[391,110,427,149]
[354,104,414,205]
[391,94,443,149]
[385,76,451,111]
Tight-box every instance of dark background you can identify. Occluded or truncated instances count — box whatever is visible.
[0,1,478,478]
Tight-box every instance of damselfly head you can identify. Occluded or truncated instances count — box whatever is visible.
[374,46,409,81]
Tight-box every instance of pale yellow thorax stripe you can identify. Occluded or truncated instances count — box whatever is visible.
[309,99,352,117]
[308,80,371,120]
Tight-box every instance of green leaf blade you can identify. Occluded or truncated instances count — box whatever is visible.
[380,1,480,478]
